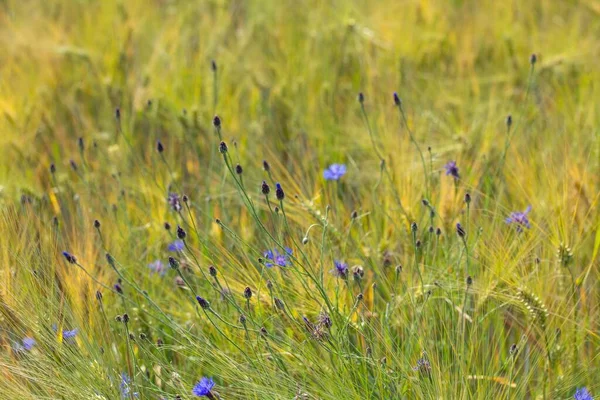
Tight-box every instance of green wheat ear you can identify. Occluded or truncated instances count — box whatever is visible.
[299,198,343,245]
[517,287,549,331]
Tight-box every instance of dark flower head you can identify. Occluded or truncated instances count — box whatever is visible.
[94,219,101,229]
[168,193,182,212]
[261,181,271,195]
[211,60,217,72]
[115,108,121,119]
[96,290,103,301]
[274,297,285,310]
[444,161,460,179]
[393,92,401,106]
[168,239,185,252]
[358,92,364,103]
[411,222,418,233]
[219,141,228,154]
[213,116,221,127]
[506,206,532,232]
[157,141,164,153]
[235,164,243,174]
[114,283,123,294]
[352,265,364,280]
[192,377,215,397]
[275,183,285,200]
[574,387,593,400]
[530,53,537,65]
[209,265,217,277]
[263,247,292,268]
[148,260,166,276]
[176,225,186,240]
[168,257,179,269]
[456,223,466,237]
[106,253,115,266]
[506,114,513,128]
[323,164,347,181]
[263,160,270,172]
[331,260,349,279]
[50,163,56,174]
[243,287,252,299]
[62,251,77,264]
[196,296,210,309]
[164,222,171,231]
[464,193,471,204]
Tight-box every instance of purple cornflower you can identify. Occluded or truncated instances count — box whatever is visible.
[120,373,139,398]
[192,377,215,397]
[505,206,532,232]
[331,260,349,279]
[148,260,166,276]
[168,239,185,252]
[264,247,292,268]
[323,164,347,181]
[22,337,36,351]
[168,193,182,212]
[574,387,593,400]
[444,161,460,179]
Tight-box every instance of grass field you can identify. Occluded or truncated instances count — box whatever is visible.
[1,1,599,399]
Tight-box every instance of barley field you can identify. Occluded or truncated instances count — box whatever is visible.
[1,1,599,399]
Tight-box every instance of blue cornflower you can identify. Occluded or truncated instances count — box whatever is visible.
[506,206,532,232]
[264,247,292,268]
[323,164,347,181]
[120,373,139,398]
[22,337,36,351]
[331,260,349,279]
[168,239,185,252]
[192,377,215,397]
[148,260,166,276]
[444,161,460,179]
[574,387,593,400]
[63,328,79,341]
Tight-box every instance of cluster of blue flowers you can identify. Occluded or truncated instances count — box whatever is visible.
[263,247,293,268]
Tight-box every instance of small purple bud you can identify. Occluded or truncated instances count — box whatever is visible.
[62,251,77,264]
[275,183,284,200]
[261,181,270,195]
[196,296,210,309]
[456,223,466,238]
[219,141,228,154]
